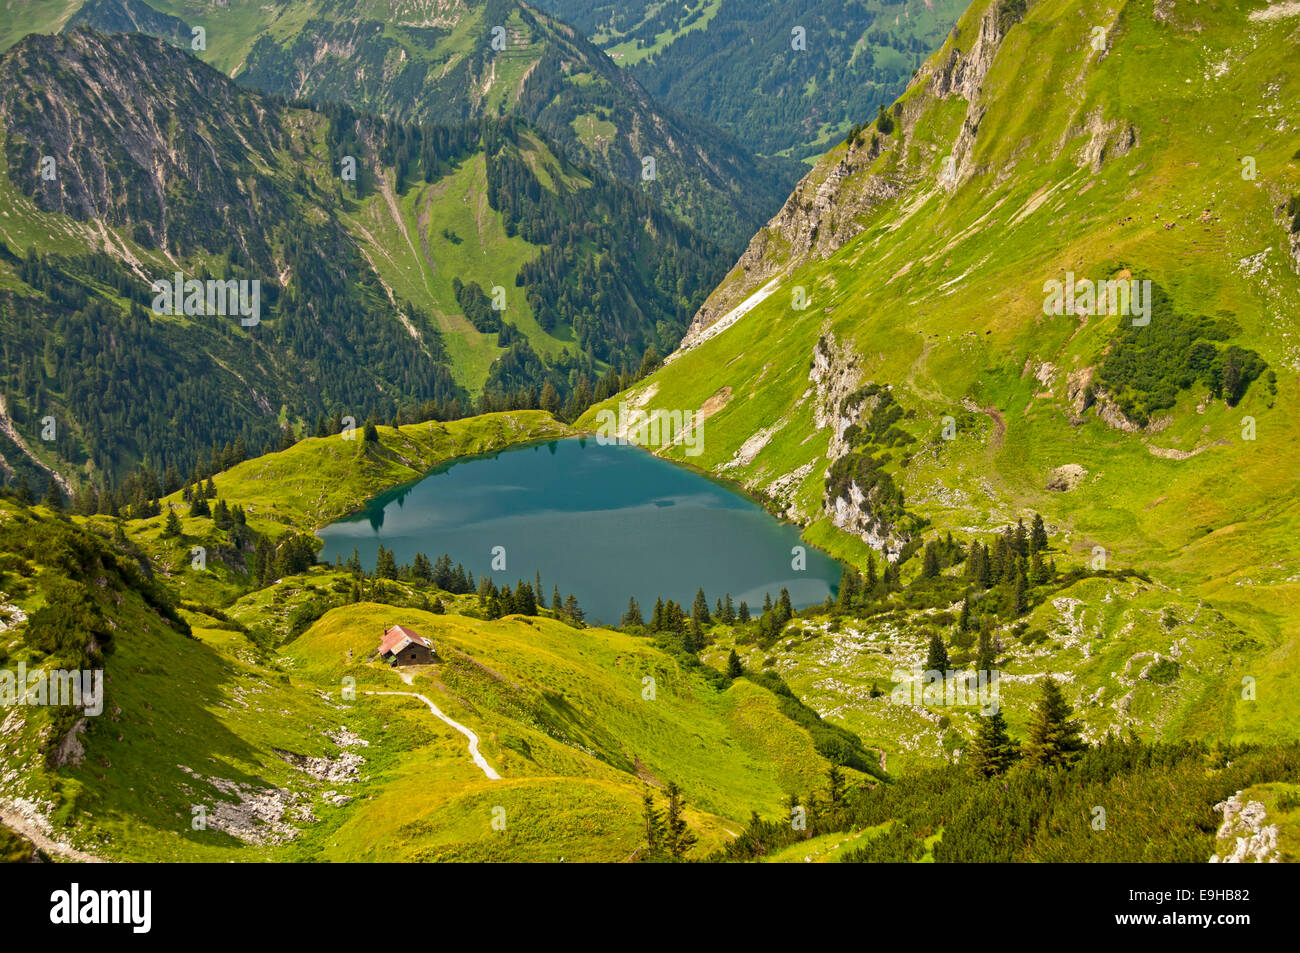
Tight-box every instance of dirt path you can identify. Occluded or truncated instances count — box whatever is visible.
[365,690,501,781]
[982,404,1006,450]
[1,806,104,863]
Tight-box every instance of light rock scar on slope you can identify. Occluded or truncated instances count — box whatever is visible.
[0,801,104,863]
[0,395,74,495]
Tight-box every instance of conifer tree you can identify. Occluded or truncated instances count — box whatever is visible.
[826,764,846,806]
[42,476,62,510]
[975,627,997,674]
[1030,512,1048,553]
[925,631,950,672]
[1022,678,1085,768]
[641,788,665,858]
[1012,567,1029,616]
[737,601,750,623]
[664,782,697,859]
[722,593,736,624]
[967,709,1020,777]
[375,545,398,580]
[921,541,941,579]
[622,597,643,628]
[163,506,182,538]
[692,587,711,625]
[726,649,743,679]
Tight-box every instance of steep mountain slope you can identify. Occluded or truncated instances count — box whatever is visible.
[538,0,969,160]
[5,0,799,252]
[0,29,725,490]
[584,0,1300,748]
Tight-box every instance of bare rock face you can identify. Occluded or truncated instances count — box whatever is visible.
[1210,792,1280,863]
[49,718,89,769]
[809,332,865,461]
[1071,107,1141,173]
[808,333,909,558]
[681,2,1015,348]
[1046,464,1088,492]
[930,5,1006,104]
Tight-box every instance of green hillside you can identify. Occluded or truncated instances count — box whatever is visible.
[582,0,1300,772]
[0,411,867,861]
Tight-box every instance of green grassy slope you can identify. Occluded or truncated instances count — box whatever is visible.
[582,0,1300,756]
[0,529,856,861]
[0,410,865,860]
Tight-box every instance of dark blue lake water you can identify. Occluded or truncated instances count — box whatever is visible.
[317,437,841,624]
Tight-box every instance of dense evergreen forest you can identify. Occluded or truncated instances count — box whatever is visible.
[0,32,721,499]
[537,0,967,159]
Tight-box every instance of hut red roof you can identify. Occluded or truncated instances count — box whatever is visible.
[379,625,432,656]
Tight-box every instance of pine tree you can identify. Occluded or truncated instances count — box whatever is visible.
[975,627,997,674]
[958,589,973,632]
[692,587,711,625]
[1014,518,1029,557]
[552,584,563,616]
[722,593,736,624]
[682,618,702,653]
[563,593,583,626]
[726,649,743,679]
[664,782,697,859]
[1030,512,1048,553]
[921,541,941,579]
[375,545,398,580]
[42,476,62,510]
[737,601,750,623]
[1012,567,1029,616]
[1029,550,1048,585]
[622,596,643,628]
[967,709,1020,777]
[925,631,950,672]
[826,764,846,805]
[641,788,665,858]
[650,596,665,631]
[838,565,859,609]
[539,381,561,415]
[15,476,32,506]
[1022,678,1085,768]
[163,506,182,538]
